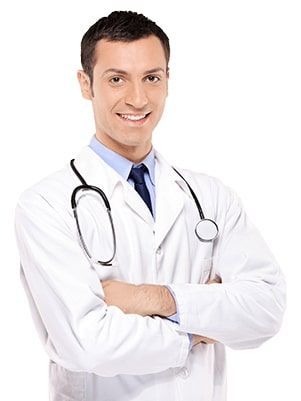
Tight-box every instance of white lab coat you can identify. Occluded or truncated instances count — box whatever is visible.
[15,146,286,401]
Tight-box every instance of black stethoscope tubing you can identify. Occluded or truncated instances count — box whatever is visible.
[70,159,219,266]
[70,159,116,266]
[172,167,205,220]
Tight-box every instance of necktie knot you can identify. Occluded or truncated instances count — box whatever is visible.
[129,164,148,184]
[128,164,153,215]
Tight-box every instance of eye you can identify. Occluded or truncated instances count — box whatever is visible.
[145,75,160,83]
[109,76,124,85]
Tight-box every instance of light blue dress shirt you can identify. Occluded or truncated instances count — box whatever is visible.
[89,135,156,218]
[89,135,192,347]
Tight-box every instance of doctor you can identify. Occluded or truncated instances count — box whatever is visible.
[15,10,286,401]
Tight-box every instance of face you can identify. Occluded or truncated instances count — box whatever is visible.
[78,35,169,162]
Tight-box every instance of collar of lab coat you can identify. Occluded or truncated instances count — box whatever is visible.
[72,146,192,248]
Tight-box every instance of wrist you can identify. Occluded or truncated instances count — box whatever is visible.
[159,285,177,317]
[138,284,176,317]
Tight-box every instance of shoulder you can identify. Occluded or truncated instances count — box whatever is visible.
[178,167,240,211]
[16,161,76,215]
[155,150,241,213]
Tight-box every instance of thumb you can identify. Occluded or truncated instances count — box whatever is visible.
[206,275,222,284]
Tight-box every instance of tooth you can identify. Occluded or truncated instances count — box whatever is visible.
[121,114,146,121]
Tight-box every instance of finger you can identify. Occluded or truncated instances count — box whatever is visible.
[200,339,217,344]
[206,275,222,284]
[198,335,217,344]
[101,280,111,287]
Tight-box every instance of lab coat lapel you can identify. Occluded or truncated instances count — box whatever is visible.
[154,151,186,250]
[72,147,120,197]
[122,185,154,225]
[72,146,154,226]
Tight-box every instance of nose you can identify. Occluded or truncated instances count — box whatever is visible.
[125,80,148,109]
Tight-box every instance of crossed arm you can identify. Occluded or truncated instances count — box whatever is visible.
[101,277,221,346]
[102,280,178,317]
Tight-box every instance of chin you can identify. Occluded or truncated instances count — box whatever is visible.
[122,139,150,149]
[118,132,152,146]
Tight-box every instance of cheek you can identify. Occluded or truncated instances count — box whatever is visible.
[93,96,115,122]
[93,83,120,113]
[149,87,167,108]
[152,94,167,117]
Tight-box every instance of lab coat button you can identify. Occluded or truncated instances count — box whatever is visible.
[178,367,190,379]
[156,246,162,255]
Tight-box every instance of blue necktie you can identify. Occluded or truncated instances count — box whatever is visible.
[129,164,153,215]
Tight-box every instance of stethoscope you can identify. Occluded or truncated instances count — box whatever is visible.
[70,159,219,267]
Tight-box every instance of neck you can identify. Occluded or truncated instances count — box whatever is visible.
[95,134,152,163]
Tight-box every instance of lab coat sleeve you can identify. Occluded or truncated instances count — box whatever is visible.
[15,190,190,377]
[167,186,286,350]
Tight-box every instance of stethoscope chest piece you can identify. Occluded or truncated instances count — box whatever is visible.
[70,159,220,265]
[195,218,219,242]
[172,167,219,243]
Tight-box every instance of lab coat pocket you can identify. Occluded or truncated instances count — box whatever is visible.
[200,257,214,283]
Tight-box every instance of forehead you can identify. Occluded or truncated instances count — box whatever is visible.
[93,35,167,74]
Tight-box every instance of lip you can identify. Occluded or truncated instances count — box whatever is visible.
[116,112,151,126]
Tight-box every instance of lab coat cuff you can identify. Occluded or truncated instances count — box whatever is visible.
[188,333,193,350]
[165,283,219,334]
[164,286,193,350]
[161,317,191,363]
[178,325,192,363]
[164,285,180,324]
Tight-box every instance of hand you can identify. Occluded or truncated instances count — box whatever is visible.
[192,334,217,346]
[206,275,222,285]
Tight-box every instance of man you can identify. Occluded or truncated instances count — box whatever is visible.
[15,11,286,401]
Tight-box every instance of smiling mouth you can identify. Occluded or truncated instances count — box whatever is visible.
[116,112,151,123]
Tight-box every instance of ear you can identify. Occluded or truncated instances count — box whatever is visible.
[77,70,93,100]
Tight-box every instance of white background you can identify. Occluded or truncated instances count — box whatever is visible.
[0,0,300,399]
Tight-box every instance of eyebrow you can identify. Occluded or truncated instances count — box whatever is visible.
[102,67,166,77]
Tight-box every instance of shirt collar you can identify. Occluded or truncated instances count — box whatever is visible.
[89,135,155,185]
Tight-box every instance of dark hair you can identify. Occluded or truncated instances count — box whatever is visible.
[81,11,170,86]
